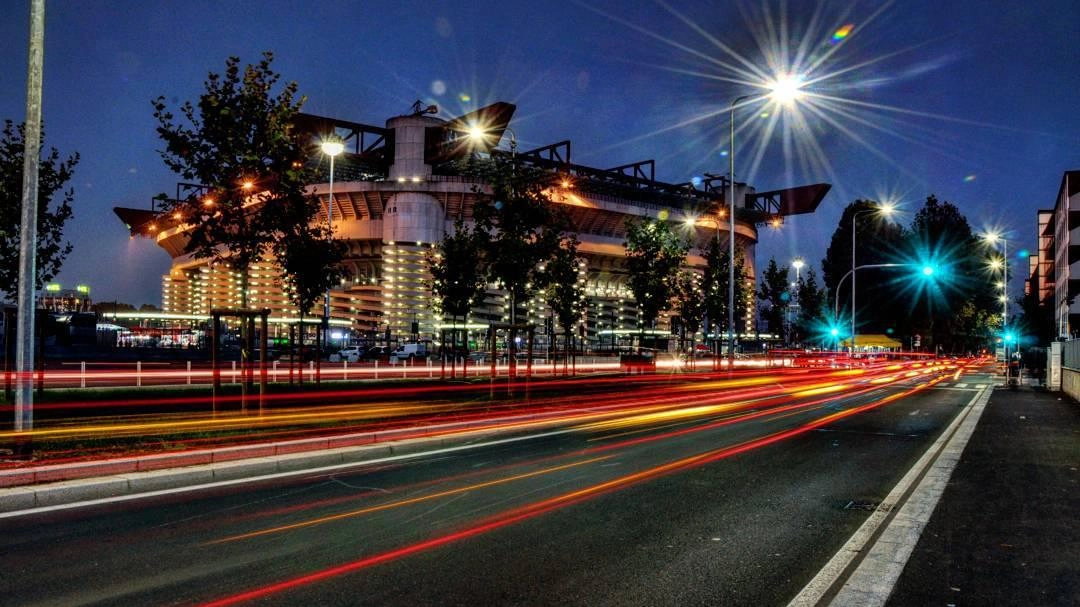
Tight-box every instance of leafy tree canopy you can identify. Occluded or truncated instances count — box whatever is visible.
[0,120,77,301]
[472,158,570,323]
[624,217,688,329]
[429,218,488,321]
[153,52,316,305]
[758,258,790,341]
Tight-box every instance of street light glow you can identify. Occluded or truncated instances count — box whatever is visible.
[768,74,806,105]
[792,258,805,270]
[321,138,344,157]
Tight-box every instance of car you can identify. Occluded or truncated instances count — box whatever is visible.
[391,343,428,362]
[329,346,363,363]
[360,346,392,362]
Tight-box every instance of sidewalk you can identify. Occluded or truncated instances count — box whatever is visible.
[886,385,1079,606]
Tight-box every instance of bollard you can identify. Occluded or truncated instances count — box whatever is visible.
[374,360,379,380]
[273,360,279,382]
[343,360,348,381]
[137,361,142,387]
[80,361,86,388]
[232,360,237,384]
[187,360,192,385]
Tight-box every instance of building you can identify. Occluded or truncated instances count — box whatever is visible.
[1036,170,1080,337]
[116,102,828,350]
[36,283,93,313]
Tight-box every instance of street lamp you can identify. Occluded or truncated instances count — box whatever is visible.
[849,203,895,353]
[983,232,1011,385]
[468,124,516,161]
[724,75,806,369]
[321,136,344,347]
[835,263,904,332]
[789,257,805,341]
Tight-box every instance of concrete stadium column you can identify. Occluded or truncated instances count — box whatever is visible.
[382,113,447,344]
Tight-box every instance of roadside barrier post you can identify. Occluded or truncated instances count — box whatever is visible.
[136,361,142,387]
[80,361,86,388]
[186,360,191,385]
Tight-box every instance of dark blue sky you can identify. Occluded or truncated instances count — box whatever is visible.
[2,0,1078,306]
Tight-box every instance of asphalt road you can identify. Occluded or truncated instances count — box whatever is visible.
[0,366,992,606]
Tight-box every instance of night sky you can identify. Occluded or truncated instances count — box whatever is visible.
[2,0,1078,307]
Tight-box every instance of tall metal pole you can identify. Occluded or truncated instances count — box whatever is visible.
[323,152,335,343]
[851,214,857,353]
[728,95,747,371]
[15,0,46,436]
[1003,239,1010,385]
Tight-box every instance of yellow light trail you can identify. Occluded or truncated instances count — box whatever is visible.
[209,455,611,544]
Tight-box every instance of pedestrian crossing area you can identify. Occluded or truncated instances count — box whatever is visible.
[927,373,999,391]
[932,381,985,391]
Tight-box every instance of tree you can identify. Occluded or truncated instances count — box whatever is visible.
[1017,288,1054,346]
[793,267,827,347]
[701,236,751,343]
[430,218,487,322]
[542,236,586,373]
[472,158,569,326]
[624,217,688,336]
[907,194,996,352]
[673,270,705,356]
[822,200,908,337]
[152,52,310,309]
[429,217,488,365]
[757,258,790,343]
[0,120,77,301]
[273,216,346,333]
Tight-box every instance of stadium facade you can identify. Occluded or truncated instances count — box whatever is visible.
[116,102,828,349]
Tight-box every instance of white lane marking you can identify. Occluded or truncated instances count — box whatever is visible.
[908,410,920,416]
[955,383,968,388]
[0,428,576,520]
[787,386,991,607]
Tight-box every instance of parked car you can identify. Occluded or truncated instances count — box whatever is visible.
[360,346,392,362]
[329,346,363,363]
[391,343,428,362]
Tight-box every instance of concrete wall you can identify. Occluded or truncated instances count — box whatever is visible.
[1061,368,1080,401]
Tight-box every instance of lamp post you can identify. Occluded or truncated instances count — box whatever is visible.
[722,75,806,369]
[984,232,1010,385]
[321,136,344,348]
[789,257,804,342]
[849,204,895,353]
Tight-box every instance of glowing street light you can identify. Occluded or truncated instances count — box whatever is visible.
[724,76,807,368]
[982,231,1011,385]
[849,203,896,353]
[322,135,345,346]
[468,123,517,160]
[767,73,806,104]
[788,257,805,342]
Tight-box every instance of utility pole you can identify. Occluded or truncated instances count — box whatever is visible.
[15,0,46,445]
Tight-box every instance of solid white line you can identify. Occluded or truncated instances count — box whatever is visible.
[0,428,574,520]
[786,385,991,607]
